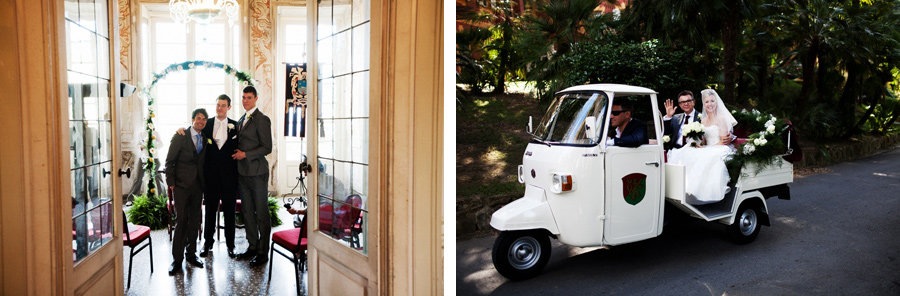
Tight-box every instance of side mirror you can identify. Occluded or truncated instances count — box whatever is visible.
[527,116,533,134]
[585,116,598,139]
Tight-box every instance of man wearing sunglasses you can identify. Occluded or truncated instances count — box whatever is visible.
[606,100,648,147]
[663,90,701,149]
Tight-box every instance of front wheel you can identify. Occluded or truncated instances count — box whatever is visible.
[729,203,761,244]
[492,230,551,280]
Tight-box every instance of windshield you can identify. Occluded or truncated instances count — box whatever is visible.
[533,91,608,145]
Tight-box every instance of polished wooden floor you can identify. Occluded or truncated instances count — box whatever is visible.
[123,210,307,295]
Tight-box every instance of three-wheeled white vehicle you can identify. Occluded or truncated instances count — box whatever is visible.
[490,84,793,280]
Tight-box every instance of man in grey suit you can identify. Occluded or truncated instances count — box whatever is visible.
[231,86,273,266]
[165,108,209,275]
[663,90,702,149]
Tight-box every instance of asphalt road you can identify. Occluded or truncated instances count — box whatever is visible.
[456,146,900,295]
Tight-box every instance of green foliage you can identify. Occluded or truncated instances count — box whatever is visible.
[550,39,702,100]
[127,194,169,230]
[268,197,283,227]
[862,91,900,134]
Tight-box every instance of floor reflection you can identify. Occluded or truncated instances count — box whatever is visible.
[124,211,306,296]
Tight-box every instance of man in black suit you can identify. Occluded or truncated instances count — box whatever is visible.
[607,100,648,147]
[663,90,702,149]
[199,95,239,258]
[232,86,273,266]
[165,108,208,275]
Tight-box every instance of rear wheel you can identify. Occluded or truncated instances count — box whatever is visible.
[729,203,761,244]
[492,230,551,280]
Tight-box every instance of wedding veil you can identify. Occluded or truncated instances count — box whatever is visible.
[701,89,737,131]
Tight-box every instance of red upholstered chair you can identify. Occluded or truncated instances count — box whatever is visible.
[337,195,364,249]
[122,210,153,290]
[268,215,307,295]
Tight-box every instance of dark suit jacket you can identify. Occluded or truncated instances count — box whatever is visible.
[236,109,272,177]
[202,118,239,193]
[664,111,701,149]
[165,128,206,190]
[613,118,648,148]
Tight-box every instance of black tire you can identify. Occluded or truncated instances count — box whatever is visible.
[729,203,761,244]
[492,230,551,280]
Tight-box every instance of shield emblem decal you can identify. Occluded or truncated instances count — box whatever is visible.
[622,173,647,205]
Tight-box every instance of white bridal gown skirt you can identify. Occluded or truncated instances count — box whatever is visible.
[668,145,733,205]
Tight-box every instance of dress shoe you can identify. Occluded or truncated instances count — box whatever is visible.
[227,248,236,258]
[236,249,257,260]
[249,255,268,267]
[185,257,204,268]
[168,262,181,276]
[199,246,212,257]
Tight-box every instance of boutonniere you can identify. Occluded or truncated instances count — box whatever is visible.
[247,113,253,121]
[206,138,213,145]
[227,123,235,130]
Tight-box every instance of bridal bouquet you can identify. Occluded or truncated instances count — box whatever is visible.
[683,121,705,147]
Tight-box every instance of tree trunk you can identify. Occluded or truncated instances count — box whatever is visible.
[797,35,819,117]
[721,1,740,105]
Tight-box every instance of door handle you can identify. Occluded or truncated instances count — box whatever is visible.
[644,162,659,167]
[118,167,132,178]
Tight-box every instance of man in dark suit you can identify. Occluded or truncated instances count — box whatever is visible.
[663,90,702,149]
[232,86,273,266]
[200,95,239,258]
[165,108,208,275]
[607,100,648,147]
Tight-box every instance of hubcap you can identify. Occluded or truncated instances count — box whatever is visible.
[739,209,758,236]
[508,236,541,270]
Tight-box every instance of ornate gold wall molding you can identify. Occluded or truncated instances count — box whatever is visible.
[118,0,132,81]
[249,0,277,189]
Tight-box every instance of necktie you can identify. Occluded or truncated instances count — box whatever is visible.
[683,114,690,125]
[195,134,202,154]
[241,113,249,128]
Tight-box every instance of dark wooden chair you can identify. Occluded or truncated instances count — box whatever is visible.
[122,210,153,289]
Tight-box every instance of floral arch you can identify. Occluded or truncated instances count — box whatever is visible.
[141,60,254,197]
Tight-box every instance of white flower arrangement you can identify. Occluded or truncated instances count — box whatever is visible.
[743,144,756,154]
[662,135,670,143]
[683,121,705,147]
[227,123,235,130]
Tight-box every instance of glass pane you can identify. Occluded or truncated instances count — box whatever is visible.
[94,0,108,37]
[97,37,110,79]
[68,72,89,120]
[155,22,186,43]
[82,81,100,121]
[70,122,85,168]
[317,1,333,40]
[154,45,187,67]
[352,23,370,72]
[352,0,370,26]
[99,122,111,162]
[84,121,101,165]
[77,0,96,32]
[318,158,335,198]
[319,78,334,119]
[100,162,112,200]
[351,119,368,164]
[73,213,88,261]
[196,68,226,84]
[285,44,305,63]
[97,80,110,120]
[333,31,351,76]
[334,3,351,33]
[332,161,351,201]
[71,169,86,215]
[351,71,369,117]
[69,24,98,76]
[86,165,100,205]
[65,0,78,21]
[319,120,334,159]
[351,163,367,196]
[317,37,333,78]
[334,119,351,160]
[335,75,351,118]
[195,23,225,44]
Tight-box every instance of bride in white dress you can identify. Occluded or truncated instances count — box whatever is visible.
[667,89,737,205]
